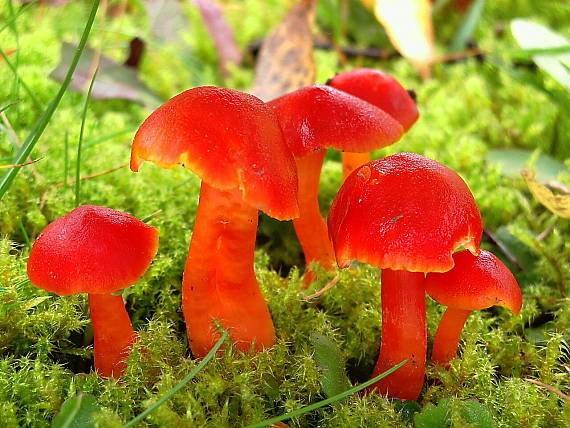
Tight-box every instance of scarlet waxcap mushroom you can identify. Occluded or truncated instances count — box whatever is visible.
[269,84,404,157]
[327,153,482,401]
[27,205,159,295]
[268,85,403,285]
[131,86,299,220]
[425,249,522,366]
[327,68,419,131]
[131,86,299,357]
[27,205,159,378]
[327,68,419,178]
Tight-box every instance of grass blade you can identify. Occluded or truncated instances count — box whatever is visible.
[75,67,98,207]
[0,48,40,111]
[0,0,101,201]
[122,330,229,428]
[450,0,486,52]
[0,1,36,35]
[243,360,408,428]
[0,100,20,115]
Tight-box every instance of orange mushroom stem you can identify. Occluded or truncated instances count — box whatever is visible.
[430,308,471,365]
[89,293,137,377]
[182,183,276,357]
[291,150,335,284]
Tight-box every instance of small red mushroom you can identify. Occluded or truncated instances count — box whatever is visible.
[327,153,482,400]
[425,249,522,366]
[327,68,419,178]
[131,86,299,358]
[27,205,159,378]
[269,84,403,285]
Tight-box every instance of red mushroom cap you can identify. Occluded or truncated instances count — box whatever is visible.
[328,153,483,272]
[27,205,159,296]
[131,86,299,220]
[425,249,522,314]
[328,68,419,131]
[268,85,404,158]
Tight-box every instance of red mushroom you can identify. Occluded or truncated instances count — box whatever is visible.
[131,86,299,358]
[425,249,522,366]
[327,153,482,400]
[27,205,159,378]
[269,84,403,285]
[327,68,419,178]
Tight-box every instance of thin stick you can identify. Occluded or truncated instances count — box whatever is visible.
[54,163,128,188]
[303,273,340,301]
[524,378,570,402]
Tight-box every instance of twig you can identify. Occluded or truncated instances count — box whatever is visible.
[524,378,570,402]
[53,163,127,187]
[0,157,43,169]
[303,273,340,301]
[483,229,524,271]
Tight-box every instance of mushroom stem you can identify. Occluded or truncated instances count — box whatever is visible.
[292,150,336,286]
[342,152,371,179]
[88,293,137,378]
[431,307,471,366]
[182,182,276,358]
[367,269,426,400]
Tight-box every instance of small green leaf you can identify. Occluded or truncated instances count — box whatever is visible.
[395,400,421,422]
[414,399,495,428]
[487,149,566,182]
[52,394,101,428]
[309,333,351,398]
[494,226,538,271]
[511,19,570,90]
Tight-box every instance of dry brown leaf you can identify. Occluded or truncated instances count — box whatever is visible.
[522,169,570,219]
[366,0,434,79]
[252,0,317,101]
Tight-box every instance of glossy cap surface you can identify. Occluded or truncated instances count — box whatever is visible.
[328,153,482,272]
[131,86,299,220]
[328,68,419,131]
[268,85,403,158]
[425,250,522,313]
[27,205,159,296]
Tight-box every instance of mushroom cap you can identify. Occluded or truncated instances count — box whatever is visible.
[328,68,419,132]
[27,205,159,296]
[268,85,404,158]
[425,249,522,314]
[131,86,299,220]
[327,153,483,272]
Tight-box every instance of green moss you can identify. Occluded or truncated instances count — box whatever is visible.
[1,0,569,426]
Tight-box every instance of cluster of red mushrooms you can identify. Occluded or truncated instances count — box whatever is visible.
[26,69,522,401]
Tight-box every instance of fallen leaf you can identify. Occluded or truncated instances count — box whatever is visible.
[50,42,163,109]
[511,19,570,90]
[252,0,317,101]
[522,169,570,218]
[143,0,187,43]
[366,0,435,79]
[193,0,242,77]
[309,333,351,398]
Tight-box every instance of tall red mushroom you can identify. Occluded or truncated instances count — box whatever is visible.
[425,249,522,366]
[269,84,403,285]
[27,205,159,378]
[131,86,299,358]
[327,153,482,400]
[327,68,419,178]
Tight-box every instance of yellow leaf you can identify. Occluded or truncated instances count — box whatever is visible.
[252,0,317,101]
[369,0,434,79]
[522,169,570,219]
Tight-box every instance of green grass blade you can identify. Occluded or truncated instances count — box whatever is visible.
[63,132,69,187]
[75,67,98,207]
[0,0,101,201]
[0,1,36,35]
[450,0,486,52]
[243,360,408,428]
[0,48,40,111]
[122,330,229,428]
